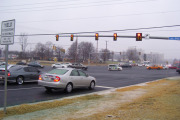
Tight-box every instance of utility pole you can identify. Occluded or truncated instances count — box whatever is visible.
[75,36,78,63]
[105,41,108,63]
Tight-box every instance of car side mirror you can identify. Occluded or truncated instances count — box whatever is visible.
[86,74,89,77]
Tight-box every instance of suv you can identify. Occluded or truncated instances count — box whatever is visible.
[69,63,88,70]
[176,65,180,74]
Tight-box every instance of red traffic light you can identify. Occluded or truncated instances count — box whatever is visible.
[56,34,59,41]
[113,33,117,41]
[136,33,142,41]
[70,34,74,41]
[95,33,99,40]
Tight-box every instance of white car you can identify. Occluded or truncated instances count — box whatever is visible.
[38,68,96,93]
[108,64,122,71]
[51,63,68,68]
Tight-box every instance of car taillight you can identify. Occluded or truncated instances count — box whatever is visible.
[54,76,60,82]
[8,72,11,76]
[39,75,42,80]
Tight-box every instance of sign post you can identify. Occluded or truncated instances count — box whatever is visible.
[1,19,15,113]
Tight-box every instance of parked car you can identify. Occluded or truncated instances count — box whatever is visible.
[38,68,96,93]
[147,65,163,70]
[16,61,27,65]
[108,64,122,71]
[28,61,44,68]
[176,65,180,74]
[163,65,169,70]
[0,65,41,85]
[69,63,88,70]
[0,62,6,65]
[51,63,68,68]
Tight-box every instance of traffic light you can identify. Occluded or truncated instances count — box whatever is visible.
[95,33,99,40]
[113,33,117,41]
[56,34,59,41]
[70,34,74,41]
[136,33,142,41]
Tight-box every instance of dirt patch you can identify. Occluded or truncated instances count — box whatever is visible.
[1,79,180,120]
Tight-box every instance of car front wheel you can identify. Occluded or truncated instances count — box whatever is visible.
[16,76,24,85]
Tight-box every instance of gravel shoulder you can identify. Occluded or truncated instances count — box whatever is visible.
[1,77,180,120]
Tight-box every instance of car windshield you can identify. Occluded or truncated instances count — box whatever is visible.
[48,69,68,75]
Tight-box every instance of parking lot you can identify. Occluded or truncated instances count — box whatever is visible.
[0,66,179,107]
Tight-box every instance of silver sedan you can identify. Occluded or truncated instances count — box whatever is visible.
[38,68,96,93]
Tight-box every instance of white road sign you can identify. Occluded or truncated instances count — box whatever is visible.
[1,19,15,45]
[145,34,150,39]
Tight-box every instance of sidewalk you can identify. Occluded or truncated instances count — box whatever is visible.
[1,76,180,120]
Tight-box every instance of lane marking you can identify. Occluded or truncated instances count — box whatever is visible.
[0,87,43,92]
[96,85,115,89]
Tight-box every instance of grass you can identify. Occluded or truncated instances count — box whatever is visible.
[0,94,102,120]
[0,79,180,120]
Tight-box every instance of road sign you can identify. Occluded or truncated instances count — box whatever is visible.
[1,19,15,45]
[169,37,180,40]
[145,34,150,39]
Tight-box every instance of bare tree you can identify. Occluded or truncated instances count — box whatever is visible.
[67,41,77,62]
[18,33,28,59]
[99,48,110,62]
[126,47,140,61]
[78,42,95,62]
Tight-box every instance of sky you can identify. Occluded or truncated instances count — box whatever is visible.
[0,0,180,60]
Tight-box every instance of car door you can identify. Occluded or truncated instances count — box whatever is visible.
[78,70,89,86]
[69,70,81,87]
[27,67,40,81]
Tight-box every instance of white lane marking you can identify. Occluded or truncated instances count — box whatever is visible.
[0,87,43,92]
[96,85,114,89]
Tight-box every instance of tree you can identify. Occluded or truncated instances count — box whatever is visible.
[78,42,95,62]
[68,41,95,62]
[126,47,140,61]
[99,49,110,62]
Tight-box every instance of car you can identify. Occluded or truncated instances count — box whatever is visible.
[176,65,180,74]
[147,65,163,70]
[0,62,6,65]
[163,65,169,70]
[119,63,132,68]
[69,63,88,70]
[0,65,41,85]
[51,63,68,68]
[16,61,27,65]
[38,68,96,93]
[28,61,44,68]
[168,66,177,69]
[108,64,122,71]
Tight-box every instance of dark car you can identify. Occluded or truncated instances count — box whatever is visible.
[69,63,88,70]
[28,61,44,68]
[16,61,27,65]
[176,65,180,74]
[119,63,132,68]
[0,65,41,85]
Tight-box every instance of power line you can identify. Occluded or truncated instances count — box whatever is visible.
[0,0,156,13]
[16,9,180,24]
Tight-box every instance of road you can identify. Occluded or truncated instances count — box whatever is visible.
[0,66,179,107]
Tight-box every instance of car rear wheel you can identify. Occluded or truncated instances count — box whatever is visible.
[148,68,151,70]
[65,83,73,93]
[89,81,95,90]
[16,76,24,85]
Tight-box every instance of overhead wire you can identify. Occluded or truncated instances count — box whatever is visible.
[0,0,157,13]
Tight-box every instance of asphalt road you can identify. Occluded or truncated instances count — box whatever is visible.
[0,66,179,107]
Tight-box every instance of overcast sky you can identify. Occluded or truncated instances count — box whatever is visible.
[0,0,180,60]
